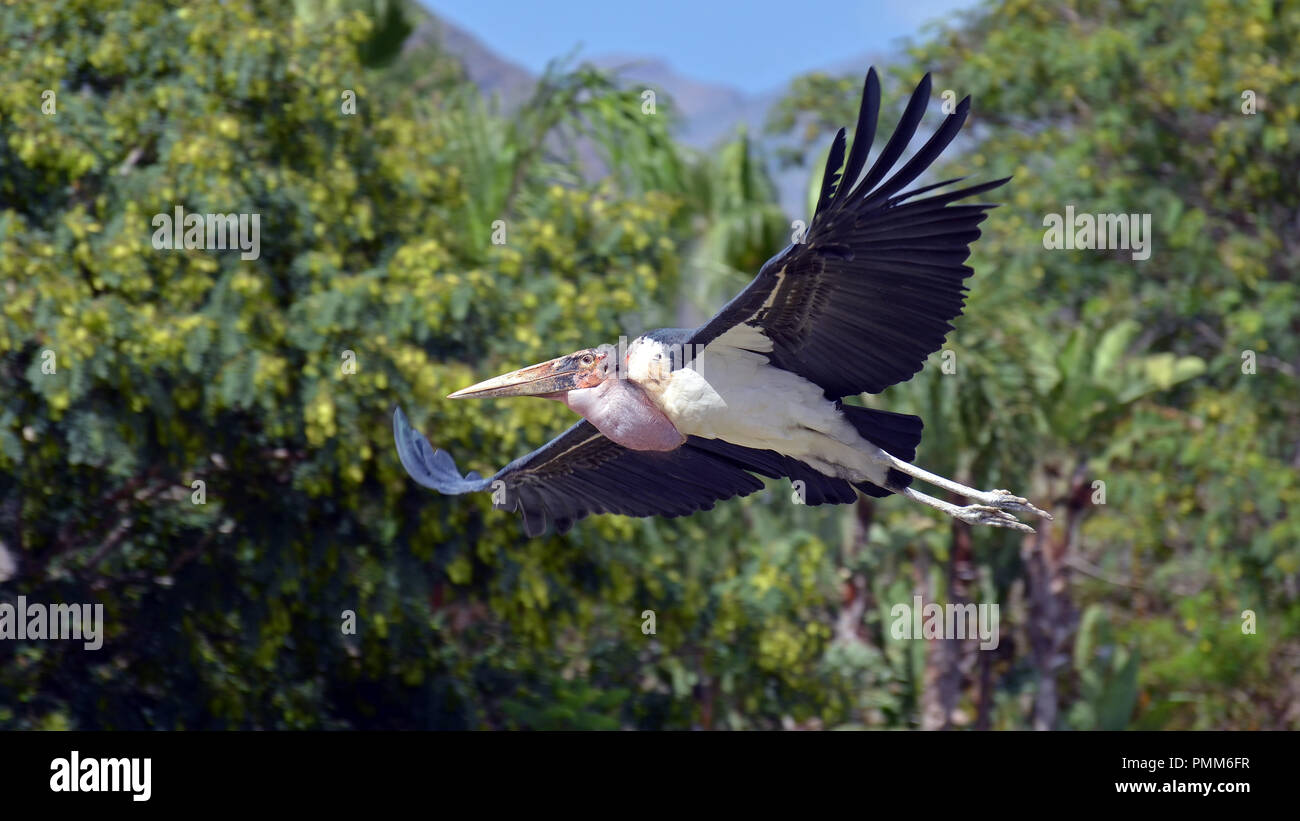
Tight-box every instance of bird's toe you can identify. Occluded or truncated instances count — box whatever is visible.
[984,490,1053,521]
[957,504,1037,533]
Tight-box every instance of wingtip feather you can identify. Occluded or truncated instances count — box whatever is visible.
[393,406,490,495]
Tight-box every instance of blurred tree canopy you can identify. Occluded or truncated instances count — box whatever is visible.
[767,0,1299,729]
[1,0,1296,729]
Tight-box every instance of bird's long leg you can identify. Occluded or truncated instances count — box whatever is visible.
[880,452,1052,522]
[890,484,1038,533]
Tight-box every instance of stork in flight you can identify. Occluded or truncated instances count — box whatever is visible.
[394,69,1051,537]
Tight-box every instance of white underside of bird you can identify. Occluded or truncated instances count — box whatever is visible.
[627,329,893,486]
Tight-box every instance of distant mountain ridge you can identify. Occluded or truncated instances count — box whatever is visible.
[404,10,536,108]
[408,8,885,216]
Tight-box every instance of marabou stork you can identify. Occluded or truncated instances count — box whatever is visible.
[394,68,1051,537]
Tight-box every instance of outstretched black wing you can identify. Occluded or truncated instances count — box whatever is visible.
[690,68,1008,399]
[394,407,766,537]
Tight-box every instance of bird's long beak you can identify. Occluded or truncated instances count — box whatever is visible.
[448,355,582,399]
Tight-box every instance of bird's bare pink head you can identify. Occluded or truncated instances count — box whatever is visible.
[447,344,618,400]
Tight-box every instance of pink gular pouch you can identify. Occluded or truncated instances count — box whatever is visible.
[562,378,685,452]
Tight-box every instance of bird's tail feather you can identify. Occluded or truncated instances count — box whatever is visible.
[838,404,922,498]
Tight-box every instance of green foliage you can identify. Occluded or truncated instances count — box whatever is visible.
[1069,605,1139,730]
[2,0,1296,730]
[0,0,865,730]
[769,0,1300,729]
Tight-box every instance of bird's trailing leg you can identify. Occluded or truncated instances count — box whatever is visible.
[880,452,1052,531]
[892,485,1037,533]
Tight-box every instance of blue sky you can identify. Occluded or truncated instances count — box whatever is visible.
[418,0,980,94]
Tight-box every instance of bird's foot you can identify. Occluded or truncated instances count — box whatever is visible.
[979,489,1053,521]
[953,504,1038,533]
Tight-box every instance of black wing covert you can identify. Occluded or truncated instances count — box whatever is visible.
[691,68,1009,399]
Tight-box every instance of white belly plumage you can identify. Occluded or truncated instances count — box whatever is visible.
[652,336,889,486]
